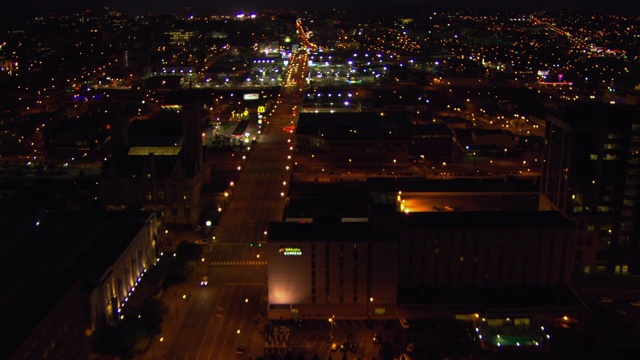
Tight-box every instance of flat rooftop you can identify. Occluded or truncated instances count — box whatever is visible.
[398,191,539,213]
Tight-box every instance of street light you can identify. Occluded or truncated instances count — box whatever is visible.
[367,297,373,320]
[328,315,335,341]
[473,152,477,171]
[152,337,163,360]
[198,256,205,277]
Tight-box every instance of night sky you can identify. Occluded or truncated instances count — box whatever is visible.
[4,0,640,17]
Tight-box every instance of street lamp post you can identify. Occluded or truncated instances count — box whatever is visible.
[199,255,206,277]
[329,315,335,341]
[152,337,164,360]
[473,152,477,171]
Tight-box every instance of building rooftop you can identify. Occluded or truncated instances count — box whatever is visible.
[398,191,539,213]
[285,195,369,221]
[399,210,572,230]
[285,181,370,221]
[128,111,183,147]
[549,102,640,128]
[103,149,197,178]
[268,221,384,242]
[366,176,539,193]
[296,111,411,137]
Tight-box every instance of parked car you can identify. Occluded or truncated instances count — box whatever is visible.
[614,308,628,316]
[236,346,245,355]
[340,340,350,352]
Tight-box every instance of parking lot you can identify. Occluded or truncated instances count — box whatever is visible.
[256,314,610,360]
[263,318,479,360]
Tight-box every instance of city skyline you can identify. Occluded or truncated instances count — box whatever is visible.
[3,3,640,359]
[4,0,640,17]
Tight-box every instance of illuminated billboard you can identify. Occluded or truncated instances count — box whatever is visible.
[243,93,260,100]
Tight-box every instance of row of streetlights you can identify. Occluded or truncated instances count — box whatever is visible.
[328,296,375,338]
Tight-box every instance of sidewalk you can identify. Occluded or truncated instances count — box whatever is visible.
[120,247,193,360]
[136,278,190,360]
[249,312,271,359]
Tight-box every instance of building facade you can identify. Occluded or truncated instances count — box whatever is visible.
[86,211,159,330]
[101,102,209,226]
[539,102,640,275]
[267,221,398,320]
[266,208,575,321]
[397,211,575,289]
[8,279,90,360]
[4,209,158,359]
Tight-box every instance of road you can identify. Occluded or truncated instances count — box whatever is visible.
[144,50,308,360]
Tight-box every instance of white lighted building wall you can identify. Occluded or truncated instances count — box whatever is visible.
[88,212,158,330]
[267,222,398,320]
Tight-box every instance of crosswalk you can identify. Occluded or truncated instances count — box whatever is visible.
[209,260,267,266]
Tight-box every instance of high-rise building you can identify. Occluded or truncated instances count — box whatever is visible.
[267,178,579,322]
[539,102,640,275]
[267,220,399,320]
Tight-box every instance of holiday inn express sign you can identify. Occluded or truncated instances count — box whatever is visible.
[279,247,302,256]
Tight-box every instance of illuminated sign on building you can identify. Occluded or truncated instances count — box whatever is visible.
[243,93,260,100]
[279,247,302,256]
[160,104,183,111]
